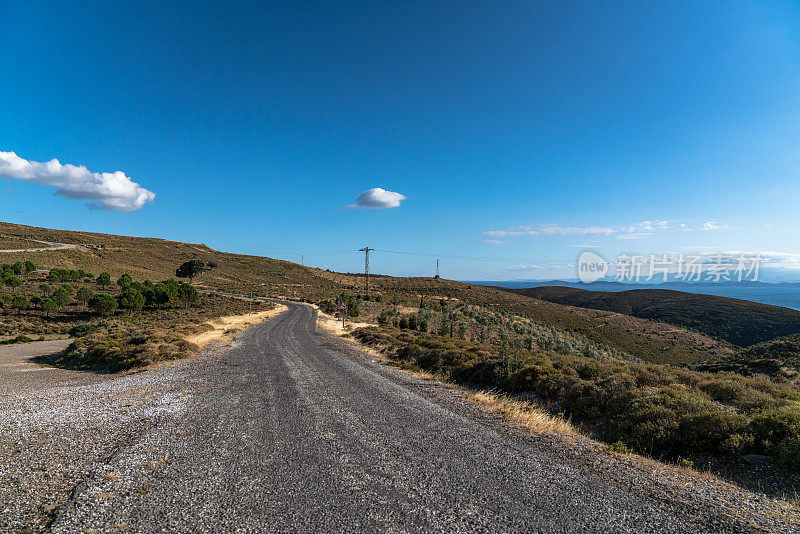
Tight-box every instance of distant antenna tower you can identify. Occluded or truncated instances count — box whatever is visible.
[436,259,440,278]
[359,246,374,295]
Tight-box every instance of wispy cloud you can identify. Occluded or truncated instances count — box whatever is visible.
[346,187,407,209]
[724,251,800,264]
[0,151,155,211]
[506,264,540,270]
[622,220,672,232]
[699,221,730,231]
[617,233,653,240]
[680,221,730,231]
[484,219,731,242]
[483,225,616,239]
[484,220,671,240]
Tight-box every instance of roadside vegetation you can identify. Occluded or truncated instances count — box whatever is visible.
[317,292,800,476]
[0,261,270,372]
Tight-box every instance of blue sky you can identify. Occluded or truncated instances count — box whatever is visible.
[1,1,800,279]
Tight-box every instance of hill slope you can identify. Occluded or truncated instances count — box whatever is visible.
[0,222,337,299]
[695,333,800,379]
[315,272,732,364]
[506,286,800,347]
[1,222,730,363]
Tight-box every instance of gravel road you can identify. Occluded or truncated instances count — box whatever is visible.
[0,240,82,253]
[3,303,798,532]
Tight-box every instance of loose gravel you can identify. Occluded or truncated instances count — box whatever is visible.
[2,304,798,533]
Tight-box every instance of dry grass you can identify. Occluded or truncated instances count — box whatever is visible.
[185,304,287,347]
[466,390,576,437]
[0,221,339,301]
[313,305,372,336]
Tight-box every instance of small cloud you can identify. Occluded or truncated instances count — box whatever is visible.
[0,151,155,211]
[483,225,616,239]
[506,264,540,270]
[682,221,730,232]
[617,233,653,240]
[568,243,601,248]
[699,221,729,231]
[346,187,406,209]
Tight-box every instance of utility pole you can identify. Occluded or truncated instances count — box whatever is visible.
[436,259,440,278]
[359,246,374,296]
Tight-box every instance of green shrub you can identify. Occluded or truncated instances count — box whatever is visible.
[679,410,749,453]
[0,334,34,345]
[68,324,97,338]
[578,363,600,380]
[609,441,631,453]
[775,436,800,470]
[751,406,800,448]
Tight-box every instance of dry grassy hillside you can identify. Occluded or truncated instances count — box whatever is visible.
[1,221,729,363]
[0,222,337,299]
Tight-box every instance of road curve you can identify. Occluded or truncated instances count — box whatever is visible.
[49,303,757,532]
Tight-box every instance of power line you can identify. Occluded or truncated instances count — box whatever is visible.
[359,246,374,295]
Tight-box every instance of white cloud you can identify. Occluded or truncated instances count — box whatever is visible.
[722,251,800,263]
[506,264,540,270]
[482,218,737,248]
[623,220,671,232]
[682,221,730,232]
[699,221,729,231]
[483,225,616,239]
[617,233,653,240]
[483,219,718,241]
[0,151,155,211]
[347,187,406,209]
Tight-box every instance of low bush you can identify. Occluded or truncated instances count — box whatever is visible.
[0,334,34,345]
[68,324,97,338]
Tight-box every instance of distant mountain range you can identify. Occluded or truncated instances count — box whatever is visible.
[467,266,800,287]
[501,285,800,348]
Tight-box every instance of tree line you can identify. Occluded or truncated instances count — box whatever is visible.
[1,264,200,317]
